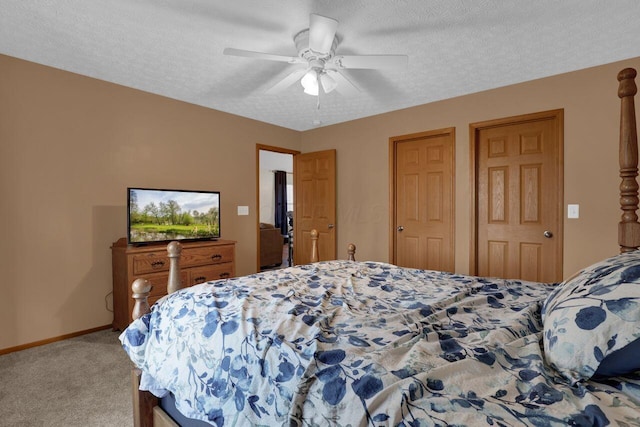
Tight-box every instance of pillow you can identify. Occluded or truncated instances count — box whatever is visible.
[541,250,640,383]
[594,336,640,377]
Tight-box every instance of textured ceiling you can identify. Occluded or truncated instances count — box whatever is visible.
[2,1,640,131]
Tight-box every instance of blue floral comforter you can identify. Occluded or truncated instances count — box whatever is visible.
[120,261,640,426]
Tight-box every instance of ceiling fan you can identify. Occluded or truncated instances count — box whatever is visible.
[223,13,408,96]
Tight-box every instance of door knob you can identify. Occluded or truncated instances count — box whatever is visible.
[543,230,553,238]
[397,226,404,232]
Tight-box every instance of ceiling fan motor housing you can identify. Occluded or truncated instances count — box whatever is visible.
[294,29,338,63]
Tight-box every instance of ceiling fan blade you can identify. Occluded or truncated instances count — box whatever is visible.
[265,68,308,94]
[309,13,338,54]
[223,48,302,64]
[327,70,359,97]
[334,55,408,70]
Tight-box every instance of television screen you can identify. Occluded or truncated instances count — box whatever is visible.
[127,187,220,245]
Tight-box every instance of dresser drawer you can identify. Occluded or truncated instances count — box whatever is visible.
[132,252,169,275]
[144,271,189,297]
[182,244,234,268]
[189,263,233,285]
[148,295,163,307]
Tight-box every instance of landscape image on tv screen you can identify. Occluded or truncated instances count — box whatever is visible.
[128,188,220,244]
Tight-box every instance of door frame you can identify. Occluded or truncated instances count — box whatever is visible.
[468,109,564,277]
[389,128,456,265]
[255,144,300,272]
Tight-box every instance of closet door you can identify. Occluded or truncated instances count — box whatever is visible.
[391,129,455,272]
[472,110,563,282]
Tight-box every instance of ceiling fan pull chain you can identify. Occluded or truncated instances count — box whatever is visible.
[313,88,322,127]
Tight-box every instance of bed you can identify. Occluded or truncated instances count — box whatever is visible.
[120,68,640,426]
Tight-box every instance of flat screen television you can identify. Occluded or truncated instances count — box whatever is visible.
[127,187,220,245]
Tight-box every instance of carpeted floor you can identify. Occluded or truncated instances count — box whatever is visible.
[0,329,133,427]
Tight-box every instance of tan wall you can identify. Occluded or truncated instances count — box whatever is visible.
[301,57,640,277]
[2,52,640,351]
[0,54,301,350]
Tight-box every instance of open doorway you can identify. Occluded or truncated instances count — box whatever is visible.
[256,145,299,272]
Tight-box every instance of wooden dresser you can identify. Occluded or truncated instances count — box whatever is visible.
[111,238,236,331]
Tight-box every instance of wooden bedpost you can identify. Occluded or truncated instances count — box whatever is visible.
[132,368,157,427]
[310,229,319,263]
[131,278,152,321]
[130,278,155,427]
[347,243,356,261]
[618,68,640,253]
[166,241,182,294]
[130,241,182,427]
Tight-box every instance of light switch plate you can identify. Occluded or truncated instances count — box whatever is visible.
[568,204,579,219]
[237,206,249,216]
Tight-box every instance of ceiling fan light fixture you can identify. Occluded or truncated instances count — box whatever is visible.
[301,69,319,96]
[320,73,337,94]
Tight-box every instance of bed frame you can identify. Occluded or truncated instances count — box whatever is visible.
[127,67,639,427]
[130,229,356,427]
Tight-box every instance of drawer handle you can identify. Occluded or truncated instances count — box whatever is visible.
[219,272,230,279]
[194,276,207,284]
[151,260,165,268]
[211,254,223,261]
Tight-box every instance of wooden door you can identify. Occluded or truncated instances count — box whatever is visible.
[391,129,455,272]
[294,150,336,263]
[472,110,563,282]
